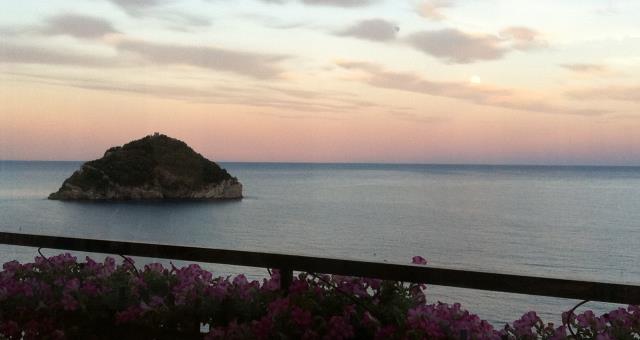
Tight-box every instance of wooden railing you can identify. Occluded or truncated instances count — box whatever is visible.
[0,231,638,305]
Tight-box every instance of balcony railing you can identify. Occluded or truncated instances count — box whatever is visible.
[0,231,638,305]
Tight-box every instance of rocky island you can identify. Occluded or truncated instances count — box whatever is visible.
[48,133,242,200]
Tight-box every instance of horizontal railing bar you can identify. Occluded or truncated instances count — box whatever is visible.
[0,231,638,305]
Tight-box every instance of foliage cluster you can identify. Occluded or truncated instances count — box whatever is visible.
[65,134,233,191]
[1,254,638,339]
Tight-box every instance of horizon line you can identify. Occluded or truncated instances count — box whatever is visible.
[1,159,639,168]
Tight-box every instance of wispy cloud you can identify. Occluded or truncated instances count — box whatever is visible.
[594,1,618,15]
[4,71,401,118]
[238,13,308,30]
[498,26,547,50]
[406,29,506,63]
[388,110,447,124]
[337,19,398,41]
[257,0,377,7]
[106,0,168,16]
[567,86,640,103]
[338,61,606,116]
[151,11,212,30]
[114,39,287,79]
[1,33,288,79]
[417,0,454,21]
[333,17,546,65]
[41,14,119,39]
[560,63,609,74]
[301,0,377,7]
[0,14,119,40]
[105,0,212,29]
[0,43,115,67]
[405,27,547,64]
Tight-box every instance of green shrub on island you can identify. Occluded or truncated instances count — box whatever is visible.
[89,135,232,188]
[0,254,638,339]
[48,134,243,200]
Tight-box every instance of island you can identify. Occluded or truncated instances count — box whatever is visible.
[48,133,243,200]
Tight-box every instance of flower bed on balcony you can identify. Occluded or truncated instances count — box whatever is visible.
[0,254,638,339]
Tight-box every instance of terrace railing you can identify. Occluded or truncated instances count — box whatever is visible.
[0,231,639,305]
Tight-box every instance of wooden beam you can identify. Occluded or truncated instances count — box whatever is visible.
[0,231,638,304]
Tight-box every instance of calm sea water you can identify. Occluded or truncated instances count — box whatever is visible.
[1,161,639,324]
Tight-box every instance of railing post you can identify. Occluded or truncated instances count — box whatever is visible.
[280,267,293,294]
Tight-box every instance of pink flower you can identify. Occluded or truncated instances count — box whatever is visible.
[289,279,309,295]
[207,281,230,300]
[325,315,354,340]
[596,334,613,340]
[363,278,382,290]
[64,278,80,292]
[262,276,280,292]
[512,311,541,337]
[50,330,66,340]
[144,263,165,273]
[233,274,249,287]
[251,316,272,339]
[267,297,290,316]
[375,325,396,340]
[204,328,226,340]
[49,253,77,267]
[362,311,380,328]
[291,306,312,328]
[98,257,116,277]
[302,329,319,340]
[60,294,79,311]
[80,281,99,296]
[412,256,428,265]
[149,295,165,308]
[7,254,640,340]
[115,306,143,324]
[2,261,21,275]
[84,256,100,273]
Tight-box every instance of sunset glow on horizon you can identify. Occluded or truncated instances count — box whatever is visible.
[1,0,639,165]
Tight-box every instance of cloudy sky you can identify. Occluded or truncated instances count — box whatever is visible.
[1,0,639,164]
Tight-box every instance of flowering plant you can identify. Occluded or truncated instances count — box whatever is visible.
[0,254,638,339]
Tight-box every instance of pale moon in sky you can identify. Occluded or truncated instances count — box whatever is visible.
[470,75,482,84]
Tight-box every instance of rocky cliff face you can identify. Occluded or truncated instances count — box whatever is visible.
[49,134,243,200]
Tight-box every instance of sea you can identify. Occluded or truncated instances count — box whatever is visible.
[1,161,639,325]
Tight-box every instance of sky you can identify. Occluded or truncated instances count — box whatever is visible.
[1,0,639,165]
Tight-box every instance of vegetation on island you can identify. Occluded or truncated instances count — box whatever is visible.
[48,133,241,200]
[1,254,638,339]
[68,134,232,190]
